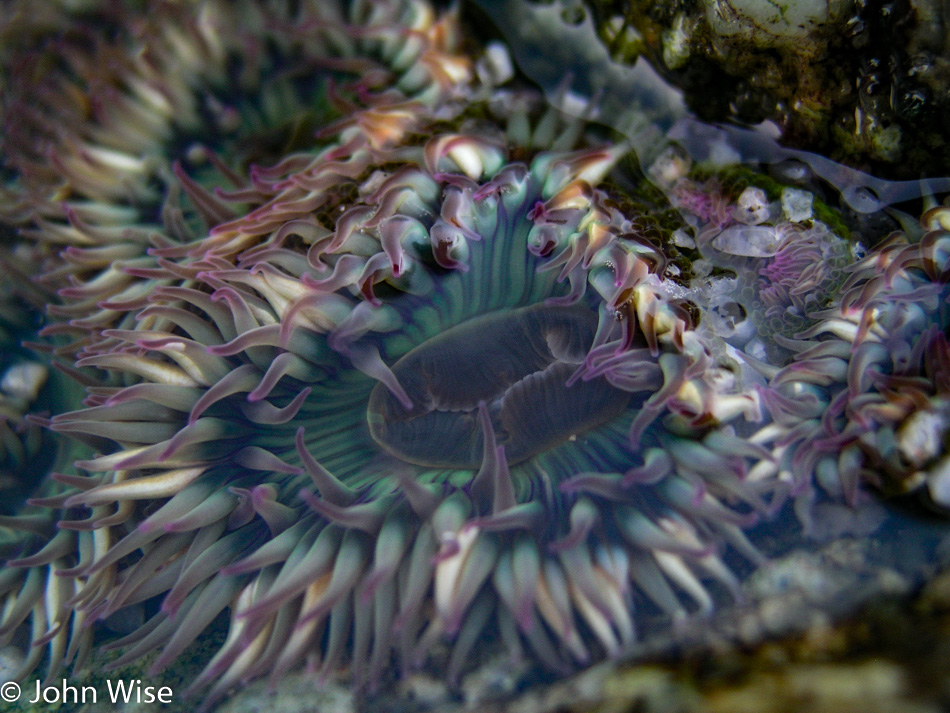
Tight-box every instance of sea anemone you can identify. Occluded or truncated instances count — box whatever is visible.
[0,0,477,692]
[747,204,950,519]
[753,222,851,341]
[1,76,782,704]
[0,0,473,361]
[649,150,950,519]
[3,0,949,708]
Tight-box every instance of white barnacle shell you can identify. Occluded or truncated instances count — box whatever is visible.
[711,224,783,257]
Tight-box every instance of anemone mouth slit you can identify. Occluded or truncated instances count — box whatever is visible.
[367,303,632,469]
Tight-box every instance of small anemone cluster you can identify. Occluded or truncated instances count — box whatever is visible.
[653,161,855,347]
[0,0,948,709]
[756,208,950,512]
[649,147,950,514]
